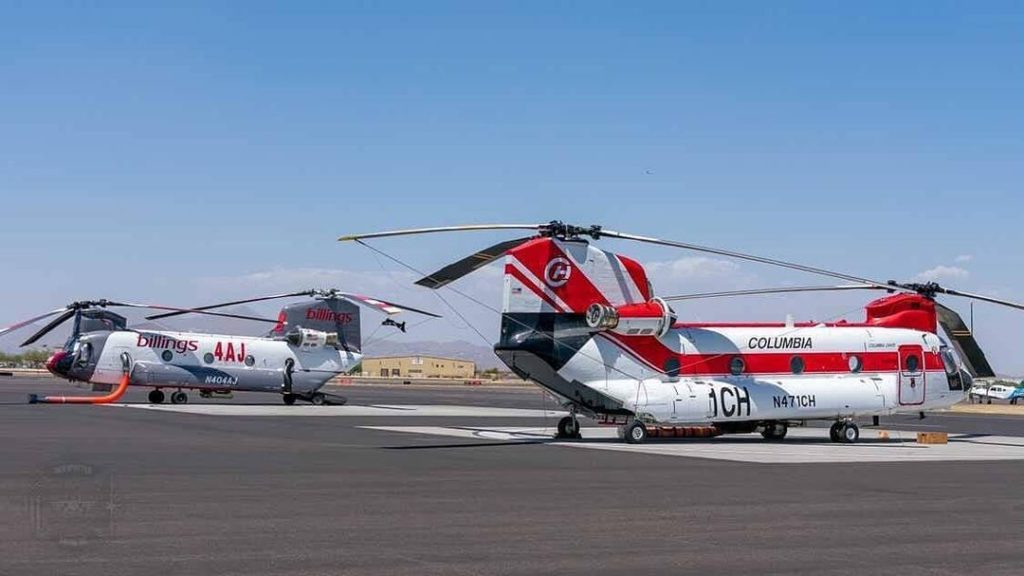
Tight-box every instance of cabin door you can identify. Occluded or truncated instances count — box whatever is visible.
[898,344,926,406]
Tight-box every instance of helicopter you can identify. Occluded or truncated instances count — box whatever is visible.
[339,220,1022,443]
[0,290,439,405]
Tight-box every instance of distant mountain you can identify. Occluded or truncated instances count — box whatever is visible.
[362,339,503,370]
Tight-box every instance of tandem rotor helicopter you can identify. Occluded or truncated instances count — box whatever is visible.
[0,290,439,405]
[340,220,1022,444]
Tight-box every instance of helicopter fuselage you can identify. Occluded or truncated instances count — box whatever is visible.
[48,329,360,396]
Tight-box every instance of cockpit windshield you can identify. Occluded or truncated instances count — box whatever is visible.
[940,346,958,375]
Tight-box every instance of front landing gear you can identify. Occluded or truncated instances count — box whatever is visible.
[556,415,582,439]
[148,389,165,404]
[829,421,859,443]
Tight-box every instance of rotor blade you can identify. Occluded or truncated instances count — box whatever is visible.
[20,309,76,347]
[935,302,995,378]
[144,291,313,320]
[598,229,902,291]
[111,302,280,324]
[339,224,543,242]
[0,308,71,339]
[662,284,889,302]
[337,294,442,318]
[938,288,1024,313]
[414,236,536,289]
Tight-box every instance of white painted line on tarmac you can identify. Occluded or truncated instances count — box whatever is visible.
[107,403,567,418]
[361,425,1024,464]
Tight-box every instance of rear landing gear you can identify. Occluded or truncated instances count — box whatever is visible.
[624,421,648,444]
[170,390,188,405]
[310,392,326,406]
[761,421,788,440]
[148,389,165,404]
[556,416,582,439]
[282,394,297,406]
[830,421,859,443]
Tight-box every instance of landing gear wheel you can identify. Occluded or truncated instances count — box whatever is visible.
[829,422,843,443]
[310,393,326,406]
[282,394,297,406]
[761,422,788,440]
[148,389,165,404]
[170,391,188,405]
[840,422,859,444]
[556,416,582,439]
[625,421,648,444]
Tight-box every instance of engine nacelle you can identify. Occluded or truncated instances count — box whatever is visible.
[585,298,675,338]
[285,328,339,349]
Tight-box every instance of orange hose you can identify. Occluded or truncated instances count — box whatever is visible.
[30,371,132,404]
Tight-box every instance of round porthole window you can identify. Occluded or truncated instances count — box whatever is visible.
[729,356,745,376]
[161,350,173,362]
[906,355,920,372]
[203,352,215,364]
[244,355,255,367]
[790,356,805,374]
[848,355,862,373]
[663,357,680,378]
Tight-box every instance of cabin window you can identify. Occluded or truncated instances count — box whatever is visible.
[203,353,215,364]
[729,356,745,376]
[790,356,805,374]
[244,355,255,367]
[848,355,862,373]
[664,358,681,378]
[161,350,173,362]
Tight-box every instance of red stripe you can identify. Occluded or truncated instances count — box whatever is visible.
[505,264,566,312]
[617,254,651,301]
[602,333,945,376]
[510,239,609,311]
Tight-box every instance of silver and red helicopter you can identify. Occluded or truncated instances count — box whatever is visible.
[340,220,1021,443]
[0,290,439,405]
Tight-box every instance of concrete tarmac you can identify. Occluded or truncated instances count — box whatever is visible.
[1,376,1023,576]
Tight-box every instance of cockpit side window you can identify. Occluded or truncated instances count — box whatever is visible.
[940,345,964,391]
[74,342,93,367]
[940,347,958,375]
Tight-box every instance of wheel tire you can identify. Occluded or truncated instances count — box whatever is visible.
[170,391,188,404]
[829,422,842,443]
[148,389,165,404]
[841,423,859,443]
[556,416,581,439]
[761,422,788,440]
[625,422,648,444]
[310,393,326,406]
[282,394,297,406]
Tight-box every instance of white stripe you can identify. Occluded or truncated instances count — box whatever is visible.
[508,256,572,312]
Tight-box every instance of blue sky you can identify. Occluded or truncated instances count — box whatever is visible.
[2,2,1023,369]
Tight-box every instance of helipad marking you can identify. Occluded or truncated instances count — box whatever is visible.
[106,403,567,418]
[361,426,1024,463]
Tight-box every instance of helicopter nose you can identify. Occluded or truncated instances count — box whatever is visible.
[45,350,69,376]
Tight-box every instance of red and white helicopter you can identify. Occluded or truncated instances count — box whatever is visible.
[0,290,439,405]
[341,221,1019,443]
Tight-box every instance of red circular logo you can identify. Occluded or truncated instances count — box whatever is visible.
[544,257,572,288]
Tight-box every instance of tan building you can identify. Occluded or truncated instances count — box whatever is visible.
[363,355,476,379]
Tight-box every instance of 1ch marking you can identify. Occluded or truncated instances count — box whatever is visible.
[709,386,751,418]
